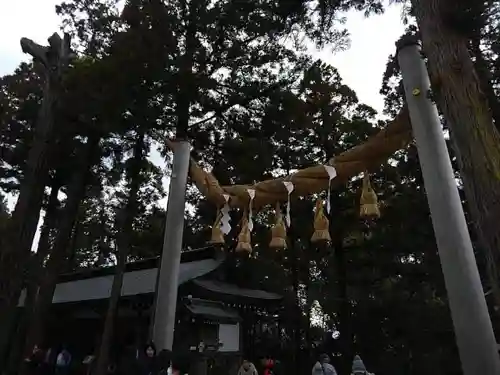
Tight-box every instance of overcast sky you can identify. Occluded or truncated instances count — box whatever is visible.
[0,0,406,112]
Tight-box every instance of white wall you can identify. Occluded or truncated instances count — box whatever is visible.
[218,323,240,352]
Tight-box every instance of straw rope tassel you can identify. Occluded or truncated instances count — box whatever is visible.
[209,209,225,245]
[269,203,287,249]
[360,172,380,219]
[311,199,331,243]
[236,212,252,253]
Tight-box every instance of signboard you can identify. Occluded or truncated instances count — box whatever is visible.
[218,323,239,352]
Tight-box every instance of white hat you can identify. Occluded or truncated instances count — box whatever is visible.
[352,355,367,374]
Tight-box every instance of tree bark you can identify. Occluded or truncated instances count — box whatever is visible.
[328,193,352,375]
[303,248,313,354]
[470,36,500,132]
[174,0,197,139]
[333,233,352,374]
[0,77,56,366]
[412,0,500,306]
[22,134,100,359]
[469,42,500,311]
[0,33,72,362]
[9,175,62,372]
[288,237,302,373]
[93,133,144,375]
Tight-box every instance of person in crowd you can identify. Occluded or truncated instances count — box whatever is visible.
[271,359,281,375]
[351,355,369,375]
[156,349,172,375]
[138,343,158,375]
[262,357,275,375]
[118,344,140,375]
[82,354,96,375]
[24,345,45,375]
[312,353,337,375]
[237,359,258,375]
[42,345,58,375]
[170,352,190,375]
[55,346,72,375]
[107,362,117,375]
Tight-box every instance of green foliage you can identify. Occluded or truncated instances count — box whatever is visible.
[0,63,44,192]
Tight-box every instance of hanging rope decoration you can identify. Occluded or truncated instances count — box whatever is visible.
[236,212,252,253]
[235,189,255,253]
[269,202,287,249]
[311,199,331,243]
[209,209,225,245]
[179,107,411,249]
[185,107,411,210]
[359,172,380,219]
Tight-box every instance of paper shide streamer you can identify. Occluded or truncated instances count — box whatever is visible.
[220,194,231,235]
[323,165,337,213]
[282,181,294,227]
[247,188,256,232]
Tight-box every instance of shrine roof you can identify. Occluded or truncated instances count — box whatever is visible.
[18,246,283,307]
[18,251,222,306]
[193,279,282,300]
[57,246,218,283]
[185,298,241,321]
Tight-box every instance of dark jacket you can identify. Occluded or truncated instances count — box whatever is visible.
[24,350,45,375]
[138,356,158,375]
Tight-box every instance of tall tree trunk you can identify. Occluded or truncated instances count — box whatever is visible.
[412,0,500,306]
[22,134,101,362]
[95,204,111,267]
[329,193,352,375]
[333,233,352,374]
[288,235,302,372]
[66,215,81,272]
[93,133,145,375]
[470,36,500,132]
[174,0,196,139]
[303,249,313,354]
[468,36,500,316]
[8,176,62,372]
[0,63,61,364]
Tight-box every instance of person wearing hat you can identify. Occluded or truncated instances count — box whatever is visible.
[312,354,337,375]
[351,355,368,375]
[238,359,258,375]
